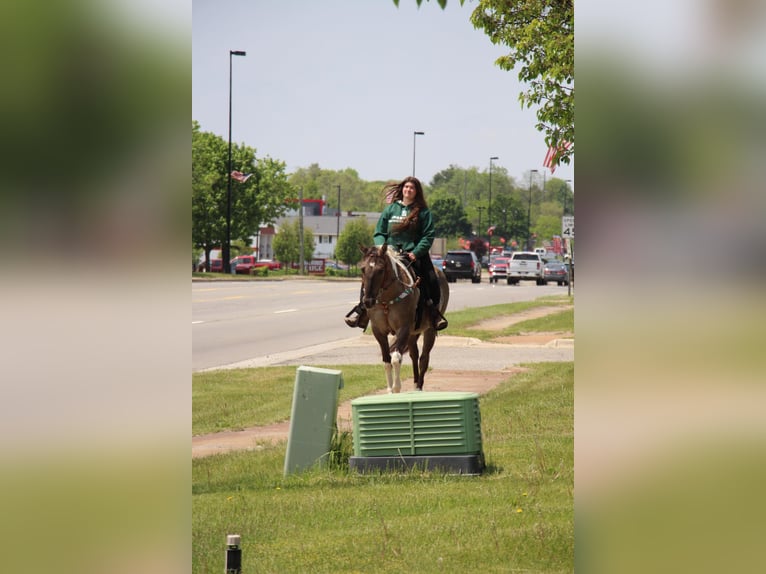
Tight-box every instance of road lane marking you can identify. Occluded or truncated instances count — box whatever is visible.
[192,321,204,324]
[274,308,298,314]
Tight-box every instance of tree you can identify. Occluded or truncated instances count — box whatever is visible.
[470,1,573,167]
[430,197,471,237]
[395,1,574,168]
[192,121,293,268]
[289,165,386,213]
[273,220,315,269]
[336,218,374,268]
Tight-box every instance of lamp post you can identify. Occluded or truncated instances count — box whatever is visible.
[335,184,341,267]
[488,156,498,231]
[224,49,247,274]
[412,131,424,176]
[477,205,485,231]
[564,179,572,214]
[527,169,538,251]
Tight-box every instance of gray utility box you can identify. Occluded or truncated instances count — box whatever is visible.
[283,366,344,476]
[349,391,484,475]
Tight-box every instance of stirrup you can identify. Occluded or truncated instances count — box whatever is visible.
[431,307,448,331]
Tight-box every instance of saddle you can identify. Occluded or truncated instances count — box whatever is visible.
[392,250,428,329]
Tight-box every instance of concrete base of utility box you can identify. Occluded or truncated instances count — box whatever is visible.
[349,454,485,475]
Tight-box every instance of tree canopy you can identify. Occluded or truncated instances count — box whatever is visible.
[336,218,374,268]
[395,0,574,168]
[192,121,293,264]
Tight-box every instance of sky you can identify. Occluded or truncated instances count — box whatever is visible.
[192,0,574,188]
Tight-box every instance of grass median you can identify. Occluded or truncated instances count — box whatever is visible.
[193,361,573,573]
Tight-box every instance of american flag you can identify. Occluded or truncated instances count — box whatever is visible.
[231,170,253,183]
[543,141,572,174]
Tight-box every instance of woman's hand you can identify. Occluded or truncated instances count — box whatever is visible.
[407,252,416,261]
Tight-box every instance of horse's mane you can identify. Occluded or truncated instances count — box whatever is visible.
[384,248,415,288]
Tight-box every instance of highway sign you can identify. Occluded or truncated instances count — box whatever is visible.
[562,215,574,238]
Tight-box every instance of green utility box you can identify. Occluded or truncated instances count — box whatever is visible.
[283,366,344,476]
[350,391,484,474]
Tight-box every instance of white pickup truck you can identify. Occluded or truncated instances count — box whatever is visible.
[508,251,545,285]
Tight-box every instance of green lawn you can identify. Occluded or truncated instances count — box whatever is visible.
[192,362,574,573]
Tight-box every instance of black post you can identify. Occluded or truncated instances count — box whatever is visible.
[224,50,246,274]
[488,156,498,231]
[225,534,241,574]
[335,184,341,267]
[527,169,538,251]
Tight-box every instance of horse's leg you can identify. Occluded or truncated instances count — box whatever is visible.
[391,327,410,394]
[391,348,402,393]
[372,327,393,393]
[417,329,437,391]
[408,334,421,391]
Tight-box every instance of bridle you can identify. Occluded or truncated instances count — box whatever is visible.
[362,247,420,312]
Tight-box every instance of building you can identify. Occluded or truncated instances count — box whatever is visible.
[274,212,380,260]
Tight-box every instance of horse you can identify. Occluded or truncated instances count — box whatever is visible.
[358,243,450,393]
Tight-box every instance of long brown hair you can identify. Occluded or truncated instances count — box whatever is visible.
[383,176,428,233]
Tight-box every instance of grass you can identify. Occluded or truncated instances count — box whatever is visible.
[192,362,573,573]
[193,365,412,436]
[193,295,573,436]
[441,294,573,341]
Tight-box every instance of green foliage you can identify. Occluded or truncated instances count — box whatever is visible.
[430,197,471,237]
[336,218,374,267]
[273,220,315,267]
[470,1,573,166]
[289,164,388,214]
[192,121,293,263]
[393,1,573,165]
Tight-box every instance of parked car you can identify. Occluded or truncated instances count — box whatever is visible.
[542,261,570,285]
[197,258,222,272]
[443,250,482,283]
[231,255,281,274]
[488,257,510,284]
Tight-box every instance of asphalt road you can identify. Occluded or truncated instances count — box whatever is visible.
[192,277,572,372]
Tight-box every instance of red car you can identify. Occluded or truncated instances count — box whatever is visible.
[231,255,281,274]
[198,258,222,272]
[488,257,509,284]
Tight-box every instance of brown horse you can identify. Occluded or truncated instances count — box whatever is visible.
[358,243,449,392]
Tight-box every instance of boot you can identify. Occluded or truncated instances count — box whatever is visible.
[432,308,448,331]
[427,300,448,331]
[344,305,369,329]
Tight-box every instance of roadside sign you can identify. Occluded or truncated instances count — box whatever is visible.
[562,215,574,239]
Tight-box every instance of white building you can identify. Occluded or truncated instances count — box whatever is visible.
[274,212,380,260]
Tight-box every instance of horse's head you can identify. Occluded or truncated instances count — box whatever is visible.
[359,243,389,309]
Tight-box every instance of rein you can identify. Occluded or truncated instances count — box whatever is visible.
[365,249,419,308]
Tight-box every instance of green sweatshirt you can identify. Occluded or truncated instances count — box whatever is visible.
[373,200,435,258]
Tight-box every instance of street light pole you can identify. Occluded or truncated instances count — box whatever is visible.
[224,49,246,274]
[477,205,485,231]
[564,179,572,214]
[335,184,341,266]
[412,131,424,176]
[488,156,498,231]
[528,169,538,251]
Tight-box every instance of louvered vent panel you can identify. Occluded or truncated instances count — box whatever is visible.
[352,392,482,457]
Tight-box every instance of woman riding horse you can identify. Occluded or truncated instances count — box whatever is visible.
[345,176,448,332]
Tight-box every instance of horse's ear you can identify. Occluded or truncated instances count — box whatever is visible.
[358,243,367,254]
